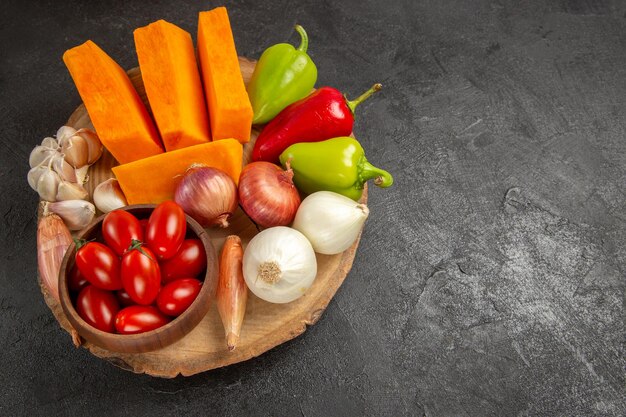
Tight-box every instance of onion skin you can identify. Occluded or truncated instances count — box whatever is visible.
[37,212,72,302]
[174,165,238,228]
[238,162,301,228]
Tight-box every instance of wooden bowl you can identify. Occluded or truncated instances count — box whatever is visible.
[58,204,218,354]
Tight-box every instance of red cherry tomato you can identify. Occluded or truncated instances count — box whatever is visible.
[102,210,143,256]
[75,242,122,290]
[116,288,135,307]
[139,218,149,233]
[145,201,186,260]
[76,286,119,333]
[68,264,89,292]
[121,245,161,305]
[114,306,170,334]
[156,278,202,316]
[160,239,207,283]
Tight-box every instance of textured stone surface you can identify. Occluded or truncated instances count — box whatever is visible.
[1,0,625,415]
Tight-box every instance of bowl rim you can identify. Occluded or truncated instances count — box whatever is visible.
[58,203,216,344]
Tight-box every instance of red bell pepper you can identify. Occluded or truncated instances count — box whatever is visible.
[252,83,382,163]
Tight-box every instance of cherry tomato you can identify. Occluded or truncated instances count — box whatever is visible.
[114,306,170,334]
[156,278,202,316]
[145,201,186,260]
[160,239,207,283]
[75,241,122,290]
[76,286,119,333]
[102,210,143,256]
[121,245,161,305]
[68,264,89,293]
[139,218,149,233]
[116,288,135,307]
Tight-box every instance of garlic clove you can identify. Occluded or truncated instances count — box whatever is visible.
[41,137,59,150]
[76,128,103,165]
[56,126,77,142]
[29,145,57,168]
[56,181,89,201]
[28,165,49,191]
[46,200,96,231]
[60,134,89,168]
[51,154,77,183]
[93,178,128,213]
[36,168,61,201]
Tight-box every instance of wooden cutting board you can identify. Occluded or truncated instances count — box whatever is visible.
[38,57,367,378]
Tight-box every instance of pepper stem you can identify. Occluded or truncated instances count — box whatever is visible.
[360,159,394,189]
[295,25,308,53]
[346,83,382,114]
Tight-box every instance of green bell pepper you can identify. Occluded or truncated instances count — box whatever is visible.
[279,137,394,201]
[247,25,317,125]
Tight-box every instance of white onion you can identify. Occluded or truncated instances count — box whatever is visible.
[292,191,369,255]
[242,227,317,303]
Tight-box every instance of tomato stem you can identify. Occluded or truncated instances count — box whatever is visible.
[127,239,153,261]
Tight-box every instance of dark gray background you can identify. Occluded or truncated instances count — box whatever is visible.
[1,0,625,415]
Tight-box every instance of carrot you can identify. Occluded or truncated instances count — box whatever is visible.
[63,40,164,164]
[134,20,211,151]
[112,139,243,204]
[216,235,247,351]
[197,7,253,143]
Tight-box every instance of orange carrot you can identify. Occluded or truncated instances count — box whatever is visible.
[112,139,243,205]
[63,40,163,164]
[197,7,253,143]
[134,20,211,151]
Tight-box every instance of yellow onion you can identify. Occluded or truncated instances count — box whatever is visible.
[174,165,238,228]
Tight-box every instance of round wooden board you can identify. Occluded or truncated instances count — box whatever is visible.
[38,57,367,378]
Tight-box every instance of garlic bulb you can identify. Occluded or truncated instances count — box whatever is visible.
[46,200,96,230]
[292,191,369,255]
[34,167,61,202]
[56,181,88,201]
[29,145,57,168]
[59,127,103,168]
[93,178,128,213]
[242,227,317,304]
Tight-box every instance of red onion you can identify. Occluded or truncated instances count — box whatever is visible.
[238,161,301,228]
[174,165,238,228]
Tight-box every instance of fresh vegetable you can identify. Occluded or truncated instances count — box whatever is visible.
[216,235,247,350]
[114,305,170,335]
[174,165,238,228]
[102,210,143,256]
[134,20,210,151]
[116,289,135,307]
[280,136,393,201]
[160,239,207,284]
[93,179,128,213]
[247,25,317,125]
[197,7,253,143]
[145,201,186,260]
[37,211,72,302]
[156,278,202,317]
[112,140,243,205]
[253,84,381,163]
[68,265,90,293]
[63,40,164,164]
[238,161,301,228]
[121,241,161,305]
[55,181,89,201]
[28,126,102,196]
[56,126,103,183]
[75,241,122,290]
[242,227,317,303]
[45,200,95,231]
[76,286,120,333]
[293,191,369,254]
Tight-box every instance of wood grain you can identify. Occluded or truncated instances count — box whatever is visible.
[39,57,367,377]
